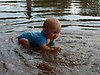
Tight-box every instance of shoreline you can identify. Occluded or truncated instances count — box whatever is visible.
[0,29,100,75]
[55,29,100,75]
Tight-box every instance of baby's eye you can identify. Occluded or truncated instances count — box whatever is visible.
[53,32,60,34]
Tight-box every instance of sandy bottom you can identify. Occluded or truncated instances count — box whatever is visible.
[0,29,100,75]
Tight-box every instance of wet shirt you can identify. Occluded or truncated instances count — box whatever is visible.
[18,31,54,47]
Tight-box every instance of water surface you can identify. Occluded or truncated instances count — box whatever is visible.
[0,0,100,75]
[0,0,100,32]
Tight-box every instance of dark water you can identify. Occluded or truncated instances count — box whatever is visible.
[0,0,100,75]
[0,0,100,33]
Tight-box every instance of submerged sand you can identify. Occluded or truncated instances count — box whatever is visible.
[0,29,100,75]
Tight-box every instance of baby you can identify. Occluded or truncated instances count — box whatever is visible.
[17,18,61,53]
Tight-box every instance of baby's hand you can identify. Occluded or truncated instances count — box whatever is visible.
[52,47,61,53]
[40,44,61,53]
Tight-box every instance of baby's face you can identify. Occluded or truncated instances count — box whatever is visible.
[43,18,61,40]
[48,29,60,40]
[45,24,61,40]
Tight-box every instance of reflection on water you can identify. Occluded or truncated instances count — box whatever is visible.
[80,0,100,16]
[0,0,100,75]
[0,0,100,32]
[26,0,32,19]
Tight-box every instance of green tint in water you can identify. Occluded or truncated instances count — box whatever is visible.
[0,0,100,75]
[0,0,100,32]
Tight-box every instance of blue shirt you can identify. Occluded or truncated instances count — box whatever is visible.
[18,31,54,47]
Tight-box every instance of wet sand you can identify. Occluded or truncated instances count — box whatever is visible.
[0,29,100,75]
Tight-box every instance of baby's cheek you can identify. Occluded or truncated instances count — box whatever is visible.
[53,36,58,39]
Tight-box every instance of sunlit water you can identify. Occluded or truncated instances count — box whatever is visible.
[0,0,100,74]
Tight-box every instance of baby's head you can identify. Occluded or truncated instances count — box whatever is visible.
[43,18,61,40]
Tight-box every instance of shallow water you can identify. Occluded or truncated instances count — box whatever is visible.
[0,0,100,75]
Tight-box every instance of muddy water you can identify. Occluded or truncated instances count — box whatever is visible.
[0,0,100,31]
[0,0,100,75]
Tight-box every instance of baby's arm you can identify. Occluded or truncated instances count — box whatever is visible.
[40,44,61,52]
